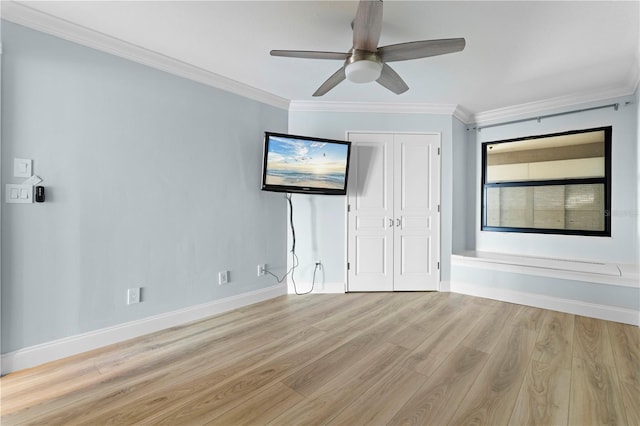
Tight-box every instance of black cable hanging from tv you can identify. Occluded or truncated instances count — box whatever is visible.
[265,193,317,295]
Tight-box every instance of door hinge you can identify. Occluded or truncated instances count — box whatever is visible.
[437,147,441,155]
[347,262,351,270]
[347,204,351,212]
[437,261,440,270]
[437,204,440,213]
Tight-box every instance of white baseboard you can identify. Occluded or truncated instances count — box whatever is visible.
[450,281,639,326]
[287,281,345,294]
[1,284,287,375]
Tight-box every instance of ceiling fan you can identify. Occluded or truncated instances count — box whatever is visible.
[270,0,466,96]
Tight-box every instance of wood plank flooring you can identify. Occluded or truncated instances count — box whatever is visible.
[1,292,639,425]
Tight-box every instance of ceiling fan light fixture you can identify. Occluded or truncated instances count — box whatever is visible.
[345,59,383,83]
[271,1,465,96]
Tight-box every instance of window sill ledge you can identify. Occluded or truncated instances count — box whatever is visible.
[451,250,638,288]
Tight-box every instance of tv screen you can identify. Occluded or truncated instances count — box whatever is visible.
[261,132,351,195]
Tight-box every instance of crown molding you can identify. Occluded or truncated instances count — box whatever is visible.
[0,1,290,110]
[289,100,460,115]
[472,79,638,126]
[452,105,473,123]
[289,101,472,123]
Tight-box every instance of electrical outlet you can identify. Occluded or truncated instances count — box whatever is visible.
[218,270,229,285]
[257,264,267,277]
[127,287,141,304]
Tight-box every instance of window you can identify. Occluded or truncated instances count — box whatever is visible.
[481,126,611,236]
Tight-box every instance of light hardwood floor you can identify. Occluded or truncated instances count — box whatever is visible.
[2,292,639,425]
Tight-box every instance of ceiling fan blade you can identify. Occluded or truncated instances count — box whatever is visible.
[376,63,408,94]
[352,0,383,52]
[270,50,350,60]
[313,67,346,97]
[378,38,466,62]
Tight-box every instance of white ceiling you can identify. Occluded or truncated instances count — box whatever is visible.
[5,1,640,116]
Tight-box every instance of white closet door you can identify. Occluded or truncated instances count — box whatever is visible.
[347,132,441,292]
[347,133,394,292]
[393,134,440,291]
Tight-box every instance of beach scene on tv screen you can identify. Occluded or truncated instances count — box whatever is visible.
[265,136,348,189]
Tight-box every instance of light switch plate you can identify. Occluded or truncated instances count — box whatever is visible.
[6,184,33,203]
[14,158,32,178]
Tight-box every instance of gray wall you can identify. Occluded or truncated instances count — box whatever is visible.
[1,22,288,353]
[451,117,469,252]
[0,19,3,357]
[637,87,640,268]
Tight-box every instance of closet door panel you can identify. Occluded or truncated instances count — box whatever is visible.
[347,133,394,292]
[393,134,440,291]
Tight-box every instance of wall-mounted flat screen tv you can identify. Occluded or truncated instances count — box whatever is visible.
[261,132,351,195]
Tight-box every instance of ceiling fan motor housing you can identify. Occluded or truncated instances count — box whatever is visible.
[345,50,383,83]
